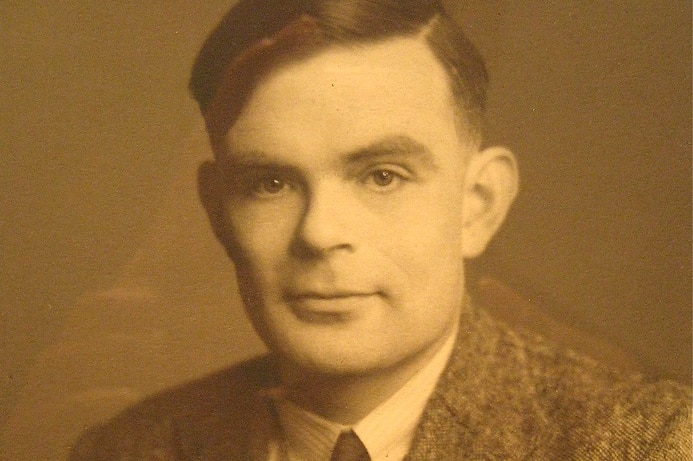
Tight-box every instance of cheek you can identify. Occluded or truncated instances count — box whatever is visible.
[222,200,301,271]
[374,196,465,308]
[381,186,465,265]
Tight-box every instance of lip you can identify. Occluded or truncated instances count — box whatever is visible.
[287,291,372,300]
[284,292,379,322]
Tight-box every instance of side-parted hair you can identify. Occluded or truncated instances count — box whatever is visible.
[190,0,488,155]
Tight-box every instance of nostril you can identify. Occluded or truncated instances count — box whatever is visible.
[289,236,325,260]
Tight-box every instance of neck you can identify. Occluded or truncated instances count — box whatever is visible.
[279,325,457,425]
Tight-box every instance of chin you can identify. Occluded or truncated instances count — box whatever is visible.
[282,335,435,382]
[273,339,391,378]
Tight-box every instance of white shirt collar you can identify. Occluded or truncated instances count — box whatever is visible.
[274,325,458,461]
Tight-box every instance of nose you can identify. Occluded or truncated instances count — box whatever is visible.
[292,179,355,257]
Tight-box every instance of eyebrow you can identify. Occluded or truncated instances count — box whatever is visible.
[220,150,283,167]
[222,135,439,171]
[343,135,439,171]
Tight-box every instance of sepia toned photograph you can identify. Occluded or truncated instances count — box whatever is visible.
[1,1,691,459]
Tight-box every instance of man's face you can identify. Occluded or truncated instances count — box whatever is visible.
[215,37,476,376]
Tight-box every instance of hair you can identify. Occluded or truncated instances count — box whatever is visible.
[190,0,489,153]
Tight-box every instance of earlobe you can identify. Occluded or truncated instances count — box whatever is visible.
[197,160,228,243]
[461,146,519,258]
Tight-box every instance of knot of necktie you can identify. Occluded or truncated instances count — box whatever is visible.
[330,430,371,461]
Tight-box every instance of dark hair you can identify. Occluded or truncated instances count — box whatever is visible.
[190,0,488,151]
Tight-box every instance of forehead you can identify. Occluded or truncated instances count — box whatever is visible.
[226,36,463,158]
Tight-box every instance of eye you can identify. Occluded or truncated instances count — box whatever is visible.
[362,168,408,192]
[251,176,292,197]
[372,170,395,186]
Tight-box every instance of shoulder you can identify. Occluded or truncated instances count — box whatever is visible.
[421,304,691,460]
[492,311,692,459]
[522,332,691,459]
[69,355,277,461]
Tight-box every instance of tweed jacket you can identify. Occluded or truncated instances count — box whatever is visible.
[70,303,691,460]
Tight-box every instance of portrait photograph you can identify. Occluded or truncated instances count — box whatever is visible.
[1,1,690,459]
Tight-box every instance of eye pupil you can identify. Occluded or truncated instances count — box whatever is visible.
[373,170,394,186]
[261,178,285,193]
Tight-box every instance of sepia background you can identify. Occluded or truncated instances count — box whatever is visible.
[1,1,690,459]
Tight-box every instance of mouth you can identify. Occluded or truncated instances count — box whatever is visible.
[284,291,379,323]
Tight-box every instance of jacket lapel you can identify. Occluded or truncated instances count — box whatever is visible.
[176,356,282,461]
[406,301,553,460]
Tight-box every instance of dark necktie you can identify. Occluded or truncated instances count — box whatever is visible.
[330,430,371,461]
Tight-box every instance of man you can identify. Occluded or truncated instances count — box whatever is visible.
[71,0,691,459]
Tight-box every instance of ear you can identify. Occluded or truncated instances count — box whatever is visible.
[197,160,228,244]
[461,146,519,259]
